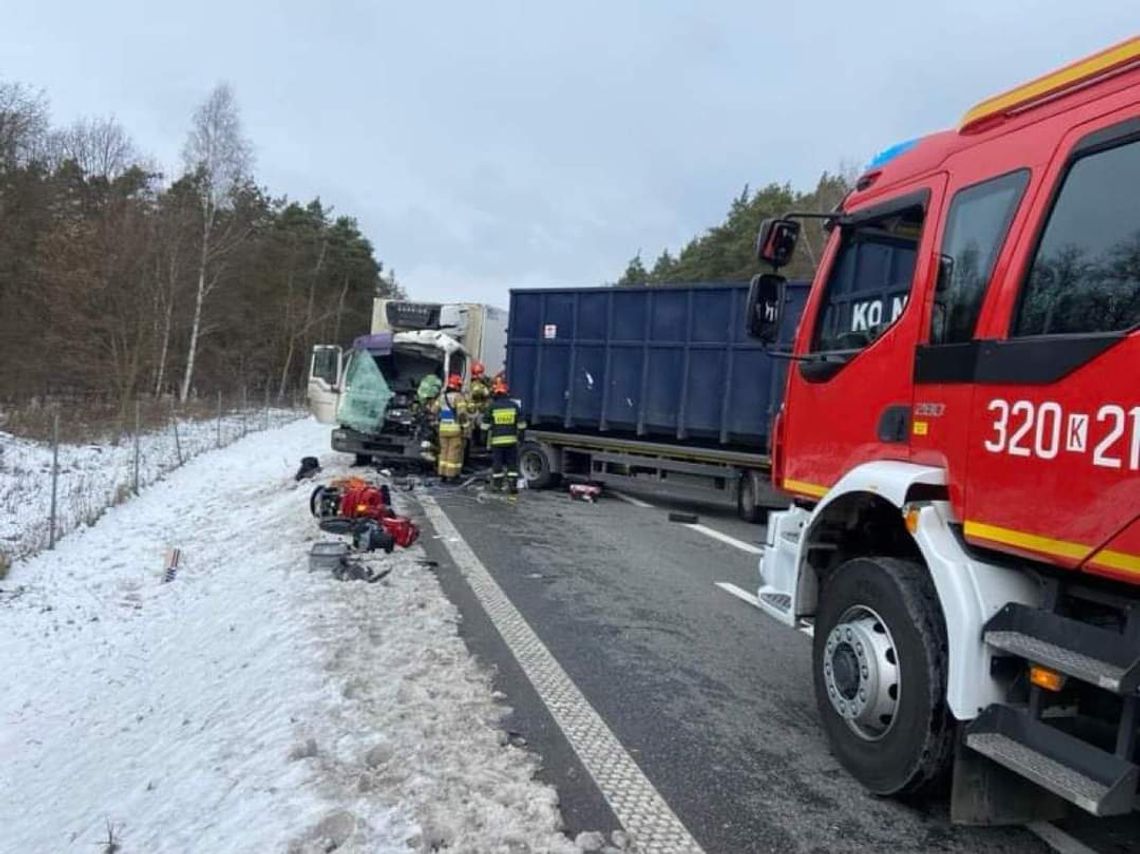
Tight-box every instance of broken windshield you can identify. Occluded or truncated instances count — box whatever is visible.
[336,350,394,432]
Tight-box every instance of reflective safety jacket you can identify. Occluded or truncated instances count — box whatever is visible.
[434,391,469,438]
[489,398,525,446]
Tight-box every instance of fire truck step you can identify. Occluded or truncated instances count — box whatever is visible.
[965,704,1138,817]
[758,591,792,613]
[983,603,1140,694]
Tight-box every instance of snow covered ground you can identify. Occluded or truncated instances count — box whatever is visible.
[0,407,299,563]
[0,418,584,853]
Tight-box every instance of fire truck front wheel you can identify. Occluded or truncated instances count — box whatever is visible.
[812,556,954,797]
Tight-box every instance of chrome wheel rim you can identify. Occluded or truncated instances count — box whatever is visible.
[823,605,900,741]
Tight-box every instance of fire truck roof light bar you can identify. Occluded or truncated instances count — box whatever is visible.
[960,36,1140,132]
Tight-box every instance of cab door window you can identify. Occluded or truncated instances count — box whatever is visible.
[811,203,925,353]
[1015,137,1140,336]
[310,347,340,384]
[931,170,1029,344]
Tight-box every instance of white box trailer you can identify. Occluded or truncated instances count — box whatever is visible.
[371,300,508,376]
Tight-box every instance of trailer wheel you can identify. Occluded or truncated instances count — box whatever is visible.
[519,441,559,490]
[737,470,767,523]
[353,453,373,467]
[812,556,954,797]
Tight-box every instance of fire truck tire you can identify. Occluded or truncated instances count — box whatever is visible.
[812,556,954,797]
[519,441,560,490]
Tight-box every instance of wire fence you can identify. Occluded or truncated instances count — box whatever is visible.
[0,390,308,574]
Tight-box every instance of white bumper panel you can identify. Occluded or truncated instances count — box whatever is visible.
[756,506,810,626]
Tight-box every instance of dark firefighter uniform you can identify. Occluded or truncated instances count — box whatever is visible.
[489,392,525,493]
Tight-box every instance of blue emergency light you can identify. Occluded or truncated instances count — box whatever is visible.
[867,138,919,169]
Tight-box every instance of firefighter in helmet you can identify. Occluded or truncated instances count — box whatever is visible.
[468,361,492,449]
[488,375,525,495]
[469,362,491,411]
[432,373,469,482]
[413,373,443,459]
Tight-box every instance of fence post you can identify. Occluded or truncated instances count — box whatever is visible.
[241,385,248,437]
[132,399,141,496]
[264,383,270,430]
[171,400,183,466]
[216,390,223,448]
[48,412,60,550]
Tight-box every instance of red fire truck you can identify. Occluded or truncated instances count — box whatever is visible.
[748,37,1140,822]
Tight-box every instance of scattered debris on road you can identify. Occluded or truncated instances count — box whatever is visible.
[293,455,321,481]
[308,541,350,573]
[161,547,181,583]
[569,483,602,503]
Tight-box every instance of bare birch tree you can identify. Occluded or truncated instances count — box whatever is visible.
[178,83,252,402]
[151,179,196,396]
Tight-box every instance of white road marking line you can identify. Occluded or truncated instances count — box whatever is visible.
[419,494,704,853]
[715,582,815,637]
[1026,822,1100,854]
[715,581,762,608]
[609,492,765,559]
[609,490,654,509]
[685,523,763,555]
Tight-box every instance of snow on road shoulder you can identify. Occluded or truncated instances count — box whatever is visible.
[0,418,576,853]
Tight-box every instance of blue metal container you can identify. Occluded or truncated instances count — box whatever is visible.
[507,281,807,450]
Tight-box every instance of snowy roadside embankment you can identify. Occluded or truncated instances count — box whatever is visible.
[0,418,577,853]
[0,408,300,564]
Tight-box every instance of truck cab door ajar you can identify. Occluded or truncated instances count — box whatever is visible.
[307,344,343,424]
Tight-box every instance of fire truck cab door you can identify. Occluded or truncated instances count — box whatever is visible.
[779,176,946,499]
[960,111,1140,578]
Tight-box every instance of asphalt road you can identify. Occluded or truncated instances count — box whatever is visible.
[408,480,1138,854]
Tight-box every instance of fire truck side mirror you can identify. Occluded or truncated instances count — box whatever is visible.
[746,273,786,344]
[755,218,800,269]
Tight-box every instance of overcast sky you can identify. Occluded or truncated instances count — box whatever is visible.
[2,2,1135,306]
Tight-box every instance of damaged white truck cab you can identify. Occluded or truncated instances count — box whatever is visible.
[306,299,507,464]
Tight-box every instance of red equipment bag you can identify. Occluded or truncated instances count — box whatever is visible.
[379,516,419,548]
